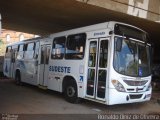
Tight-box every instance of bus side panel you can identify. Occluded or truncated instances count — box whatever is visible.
[15,58,38,85]
[48,60,86,98]
[3,58,11,77]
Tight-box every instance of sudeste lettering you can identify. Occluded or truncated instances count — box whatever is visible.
[49,66,71,73]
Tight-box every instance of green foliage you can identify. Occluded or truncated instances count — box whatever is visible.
[0,39,6,56]
[0,39,3,45]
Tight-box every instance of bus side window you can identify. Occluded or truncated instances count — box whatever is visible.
[17,44,24,59]
[5,46,12,58]
[11,49,16,63]
[19,44,24,52]
[65,33,86,59]
[51,36,66,59]
[24,42,35,59]
[6,47,8,53]
[34,42,39,59]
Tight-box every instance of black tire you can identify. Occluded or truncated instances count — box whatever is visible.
[64,81,80,103]
[15,72,22,85]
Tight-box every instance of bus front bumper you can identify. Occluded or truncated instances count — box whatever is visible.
[108,88,152,105]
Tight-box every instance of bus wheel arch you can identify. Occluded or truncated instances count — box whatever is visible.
[62,76,80,103]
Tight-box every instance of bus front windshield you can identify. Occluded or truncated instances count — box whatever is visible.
[113,37,151,77]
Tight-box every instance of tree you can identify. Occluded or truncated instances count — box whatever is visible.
[0,39,3,45]
[0,39,6,56]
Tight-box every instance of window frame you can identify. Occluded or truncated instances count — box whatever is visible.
[65,33,86,60]
[51,36,66,59]
[18,44,24,52]
[5,46,12,58]
[26,42,35,51]
[24,42,36,59]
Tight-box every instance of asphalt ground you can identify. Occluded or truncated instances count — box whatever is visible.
[0,79,159,120]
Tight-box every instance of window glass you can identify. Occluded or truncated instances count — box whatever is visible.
[11,49,16,63]
[34,42,39,59]
[65,33,86,59]
[8,46,12,52]
[17,45,24,59]
[35,42,39,50]
[113,37,151,77]
[19,44,24,52]
[6,47,8,53]
[51,37,66,59]
[138,43,151,76]
[6,34,11,42]
[97,70,106,98]
[114,24,147,41]
[99,40,108,68]
[88,41,97,67]
[41,46,45,64]
[24,43,35,59]
[5,46,12,58]
[27,43,35,51]
[46,47,50,64]
[87,69,95,96]
[6,46,12,53]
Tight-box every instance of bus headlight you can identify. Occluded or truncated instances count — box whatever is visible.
[112,80,126,92]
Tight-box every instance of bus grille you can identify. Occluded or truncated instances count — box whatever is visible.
[129,94,143,99]
[123,80,148,86]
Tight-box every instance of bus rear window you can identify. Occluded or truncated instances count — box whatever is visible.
[65,33,86,60]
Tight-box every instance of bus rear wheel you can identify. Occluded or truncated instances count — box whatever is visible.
[64,81,80,103]
[15,72,22,85]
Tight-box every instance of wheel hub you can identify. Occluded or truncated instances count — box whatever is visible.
[67,86,75,97]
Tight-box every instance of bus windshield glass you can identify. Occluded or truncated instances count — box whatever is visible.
[113,37,151,77]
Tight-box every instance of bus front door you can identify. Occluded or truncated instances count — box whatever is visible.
[86,38,109,101]
[39,45,51,87]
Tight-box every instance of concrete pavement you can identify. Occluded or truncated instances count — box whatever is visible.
[0,79,159,119]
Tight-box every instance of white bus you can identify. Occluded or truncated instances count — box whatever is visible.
[3,21,152,105]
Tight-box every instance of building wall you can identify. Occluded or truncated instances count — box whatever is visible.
[0,29,37,73]
[0,29,37,55]
[0,29,36,44]
[77,0,160,22]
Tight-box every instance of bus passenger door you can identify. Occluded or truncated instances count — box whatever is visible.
[86,38,109,101]
[39,45,51,87]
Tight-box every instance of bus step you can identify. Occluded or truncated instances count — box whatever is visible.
[38,85,47,90]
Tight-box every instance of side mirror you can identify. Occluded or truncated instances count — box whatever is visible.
[116,37,123,52]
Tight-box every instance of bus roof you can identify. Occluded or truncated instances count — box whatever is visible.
[49,21,146,38]
[6,36,43,47]
[6,21,147,47]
